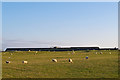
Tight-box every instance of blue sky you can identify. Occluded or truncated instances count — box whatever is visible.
[2,2,118,50]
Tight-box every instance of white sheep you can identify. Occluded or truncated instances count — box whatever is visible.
[95,52,97,54]
[109,52,111,54]
[72,50,75,54]
[6,61,10,64]
[22,61,28,64]
[52,59,57,62]
[69,58,73,63]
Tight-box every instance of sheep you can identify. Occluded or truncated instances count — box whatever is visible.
[69,58,73,63]
[72,50,75,54]
[52,59,57,62]
[95,52,97,54]
[100,52,103,54]
[22,61,28,64]
[109,52,111,54]
[6,61,10,64]
[86,56,88,59]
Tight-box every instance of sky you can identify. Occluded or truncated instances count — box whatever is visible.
[2,2,118,50]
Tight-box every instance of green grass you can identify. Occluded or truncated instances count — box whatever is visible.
[2,50,118,78]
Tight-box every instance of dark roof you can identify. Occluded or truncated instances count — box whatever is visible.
[5,47,118,51]
[5,47,99,51]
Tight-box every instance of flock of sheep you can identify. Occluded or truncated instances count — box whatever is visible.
[5,56,89,64]
[6,60,28,64]
[6,59,74,64]
[52,58,73,63]
[6,59,73,64]
[5,51,111,64]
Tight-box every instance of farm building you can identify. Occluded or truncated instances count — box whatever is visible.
[5,47,118,51]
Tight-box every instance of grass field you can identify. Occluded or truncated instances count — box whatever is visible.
[2,50,118,78]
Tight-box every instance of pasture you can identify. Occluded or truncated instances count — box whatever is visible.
[2,50,118,78]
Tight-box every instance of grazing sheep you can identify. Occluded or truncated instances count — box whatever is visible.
[6,61,10,64]
[100,52,103,54]
[95,52,97,54]
[36,51,38,53]
[10,53,13,55]
[68,53,70,54]
[22,61,28,64]
[69,58,73,63]
[109,52,111,54]
[52,59,57,62]
[72,50,75,54]
[86,56,88,59]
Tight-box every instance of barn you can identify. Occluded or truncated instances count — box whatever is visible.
[5,47,100,51]
[5,47,118,51]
